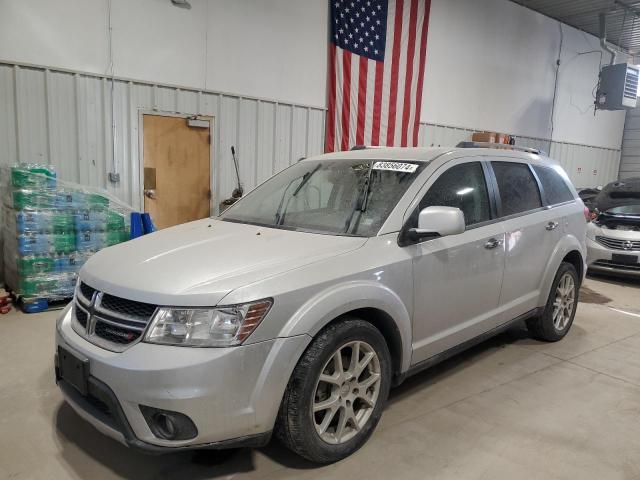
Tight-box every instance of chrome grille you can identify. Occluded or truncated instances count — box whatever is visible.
[595,236,640,251]
[72,282,157,352]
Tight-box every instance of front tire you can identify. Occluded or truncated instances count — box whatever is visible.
[276,318,391,463]
[526,262,579,342]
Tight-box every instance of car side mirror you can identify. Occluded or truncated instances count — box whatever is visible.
[407,206,465,241]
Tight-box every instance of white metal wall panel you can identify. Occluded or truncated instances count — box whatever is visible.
[15,67,48,165]
[256,101,276,185]
[418,122,620,188]
[0,65,17,165]
[0,59,621,215]
[0,61,326,213]
[238,98,258,191]
[620,106,640,179]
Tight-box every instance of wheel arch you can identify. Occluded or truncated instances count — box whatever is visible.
[279,281,413,375]
[537,234,586,306]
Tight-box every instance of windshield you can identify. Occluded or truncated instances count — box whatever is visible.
[221,159,425,236]
[606,205,640,215]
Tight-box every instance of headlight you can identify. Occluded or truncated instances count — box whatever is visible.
[144,299,272,347]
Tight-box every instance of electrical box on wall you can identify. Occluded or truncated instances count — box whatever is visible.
[596,63,639,110]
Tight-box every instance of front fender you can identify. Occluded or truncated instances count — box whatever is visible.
[537,233,585,306]
[279,281,413,373]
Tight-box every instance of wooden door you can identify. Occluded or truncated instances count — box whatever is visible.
[142,115,212,229]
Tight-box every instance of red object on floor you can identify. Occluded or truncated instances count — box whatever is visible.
[0,289,12,313]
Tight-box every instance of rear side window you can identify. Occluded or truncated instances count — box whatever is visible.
[532,165,574,205]
[419,162,491,226]
[491,162,542,216]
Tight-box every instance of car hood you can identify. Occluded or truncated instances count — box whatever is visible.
[596,177,640,212]
[81,219,367,306]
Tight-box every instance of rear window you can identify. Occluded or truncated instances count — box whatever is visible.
[532,165,574,205]
[491,162,542,216]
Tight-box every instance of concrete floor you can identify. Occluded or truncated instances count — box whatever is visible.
[1,275,640,480]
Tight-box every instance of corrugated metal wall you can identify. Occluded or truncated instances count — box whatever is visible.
[0,61,621,208]
[0,62,326,211]
[620,106,640,180]
[418,122,621,188]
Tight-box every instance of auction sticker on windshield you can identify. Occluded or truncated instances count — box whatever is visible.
[372,161,418,173]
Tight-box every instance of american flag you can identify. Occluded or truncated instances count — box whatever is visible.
[326,0,431,152]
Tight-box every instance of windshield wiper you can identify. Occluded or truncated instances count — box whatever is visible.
[343,163,374,233]
[275,164,321,226]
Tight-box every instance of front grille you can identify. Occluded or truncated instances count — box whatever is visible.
[94,321,143,345]
[593,260,640,271]
[100,293,157,319]
[595,236,640,251]
[73,282,157,352]
[79,282,96,301]
[75,307,88,328]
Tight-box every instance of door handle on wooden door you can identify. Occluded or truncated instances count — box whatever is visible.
[144,189,157,199]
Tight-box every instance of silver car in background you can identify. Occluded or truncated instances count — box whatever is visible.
[55,146,587,463]
[587,178,640,278]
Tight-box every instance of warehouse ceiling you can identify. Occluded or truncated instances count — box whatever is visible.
[512,0,640,52]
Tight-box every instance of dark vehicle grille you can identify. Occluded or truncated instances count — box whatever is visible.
[595,236,640,251]
[100,293,157,319]
[75,308,88,328]
[593,260,640,271]
[73,282,157,351]
[79,282,97,301]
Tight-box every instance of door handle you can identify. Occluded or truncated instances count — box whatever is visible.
[484,238,503,249]
[546,221,559,231]
[144,189,157,199]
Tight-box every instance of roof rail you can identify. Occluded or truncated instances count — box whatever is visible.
[456,141,545,155]
[349,145,386,150]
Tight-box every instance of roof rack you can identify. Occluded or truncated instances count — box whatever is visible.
[456,141,545,155]
[350,145,387,150]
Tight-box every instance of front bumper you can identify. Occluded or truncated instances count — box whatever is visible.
[55,305,310,452]
[586,236,640,278]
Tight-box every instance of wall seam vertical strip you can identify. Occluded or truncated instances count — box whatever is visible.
[101,77,110,189]
[214,93,222,214]
[272,102,278,174]
[236,96,242,183]
[255,99,260,187]
[305,107,310,157]
[289,105,294,164]
[74,73,82,182]
[12,65,20,163]
[44,69,52,163]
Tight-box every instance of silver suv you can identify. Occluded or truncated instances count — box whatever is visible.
[55,146,587,463]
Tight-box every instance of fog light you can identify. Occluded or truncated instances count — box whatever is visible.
[139,405,198,441]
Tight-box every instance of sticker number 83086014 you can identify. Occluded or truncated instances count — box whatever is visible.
[372,161,419,173]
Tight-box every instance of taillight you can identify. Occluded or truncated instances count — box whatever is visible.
[584,206,591,222]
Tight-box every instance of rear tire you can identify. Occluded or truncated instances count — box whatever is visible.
[275,318,391,464]
[526,262,579,342]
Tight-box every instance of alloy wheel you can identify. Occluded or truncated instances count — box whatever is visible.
[553,272,575,331]
[312,340,381,444]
